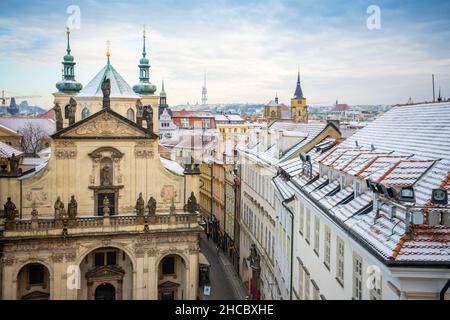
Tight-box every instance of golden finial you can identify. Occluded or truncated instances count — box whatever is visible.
[143,24,146,38]
[106,40,111,60]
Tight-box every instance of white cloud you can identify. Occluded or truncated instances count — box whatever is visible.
[1,0,449,108]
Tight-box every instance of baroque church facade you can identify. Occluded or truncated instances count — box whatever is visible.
[0,28,201,300]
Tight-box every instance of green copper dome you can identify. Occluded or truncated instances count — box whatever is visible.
[133,28,156,95]
[133,82,157,95]
[64,53,74,62]
[140,57,149,65]
[56,28,82,93]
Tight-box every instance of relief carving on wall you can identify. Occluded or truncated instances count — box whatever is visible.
[160,185,178,203]
[25,188,49,207]
[54,140,77,159]
[135,149,154,159]
[74,113,142,137]
[135,141,154,159]
[55,149,77,159]
[3,256,16,266]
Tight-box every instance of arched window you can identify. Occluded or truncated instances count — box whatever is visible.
[126,108,135,122]
[82,107,90,119]
[64,105,70,119]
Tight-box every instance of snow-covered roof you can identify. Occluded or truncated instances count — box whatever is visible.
[77,62,140,99]
[275,102,450,264]
[0,117,55,136]
[0,141,22,158]
[160,156,184,176]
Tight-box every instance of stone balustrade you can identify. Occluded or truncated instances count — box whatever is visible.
[2,211,200,237]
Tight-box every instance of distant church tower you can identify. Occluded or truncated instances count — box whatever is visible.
[159,79,169,117]
[201,72,207,105]
[291,70,308,123]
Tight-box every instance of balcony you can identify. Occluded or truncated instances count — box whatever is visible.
[1,212,200,239]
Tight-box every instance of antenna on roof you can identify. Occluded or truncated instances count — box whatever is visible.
[432,74,436,102]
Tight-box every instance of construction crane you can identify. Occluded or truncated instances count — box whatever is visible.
[1,90,41,107]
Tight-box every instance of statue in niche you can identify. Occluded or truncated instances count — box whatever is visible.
[136,99,144,126]
[54,103,63,131]
[101,78,111,109]
[184,192,198,213]
[147,197,156,215]
[102,196,110,216]
[54,196,65,218]
[68,195,78,219]
[143,105,153,132]
[135,192,145,216]
[101,164,112,186]
[68,97,77,125]
[4,197,17,221]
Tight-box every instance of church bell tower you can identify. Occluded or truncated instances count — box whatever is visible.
[291,70,308,123]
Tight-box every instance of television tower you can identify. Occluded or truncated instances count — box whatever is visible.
[201,71,207,105]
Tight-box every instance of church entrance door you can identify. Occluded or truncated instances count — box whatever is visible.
[95,283,116,300]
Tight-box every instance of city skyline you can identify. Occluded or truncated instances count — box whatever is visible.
[1,0,450,108]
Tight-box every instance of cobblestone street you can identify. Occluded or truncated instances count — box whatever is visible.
[199,233,247,300]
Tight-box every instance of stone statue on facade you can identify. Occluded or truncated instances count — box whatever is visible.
[143,105,153,132]
[170,197,176,215]
[184,192,198,213]
[102,196,110,216]
[101,78,111,109]
[136,99,144,126]
[54,196,65,218]
[54,102,63,131]
[9,153,19,176]
[31,205,39,219]
[4,197,17,221]
[101,164,112,186]
[135,192,145,216]
[147,197,156,215]
[68,97,77,126]
[68,195,78,219]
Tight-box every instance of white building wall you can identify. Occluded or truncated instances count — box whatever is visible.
[291,190,450,300]
[238,152,279,299]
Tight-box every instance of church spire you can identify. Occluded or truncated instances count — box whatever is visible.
[56,27,82,93]
[293,69,304,99]
[142,26,147,58]
[66,27,71,55]
[133,25,156,95]
[160,79,167,98]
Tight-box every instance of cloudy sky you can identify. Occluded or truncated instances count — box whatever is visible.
[0,0,449,109]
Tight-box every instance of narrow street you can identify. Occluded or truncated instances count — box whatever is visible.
[199,233,247,300]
